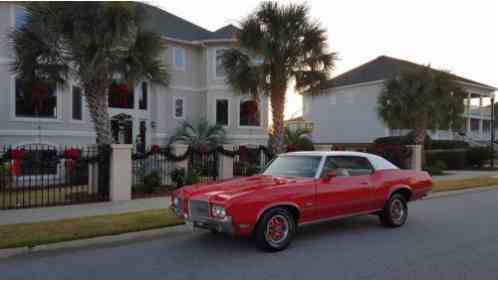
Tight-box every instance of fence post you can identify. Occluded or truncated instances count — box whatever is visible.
[174,144,189,171]
[110,144,133,201]
[219,144,235,179]
[315,144,333,151]
[407,145,423,171]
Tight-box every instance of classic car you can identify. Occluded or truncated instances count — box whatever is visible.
[171,151,433,251]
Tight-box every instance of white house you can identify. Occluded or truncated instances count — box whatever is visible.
[304,55,497,145]
[0,3,269,148]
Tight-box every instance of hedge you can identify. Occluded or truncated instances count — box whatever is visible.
[374,136,469,150]
[425,149,467,170]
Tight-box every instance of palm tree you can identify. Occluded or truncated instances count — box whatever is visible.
[168,119,226,150]
[222,2,335,153]
[283,126,314,152]
[10,3,169,145]
[377,65,465,145]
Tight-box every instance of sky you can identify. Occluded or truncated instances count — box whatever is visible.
[148,0,498,120]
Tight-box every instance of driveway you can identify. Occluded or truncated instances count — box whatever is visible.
[1,189,498,279]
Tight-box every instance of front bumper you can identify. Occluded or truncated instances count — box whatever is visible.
[186,216,234,234]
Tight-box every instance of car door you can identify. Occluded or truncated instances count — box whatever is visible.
[316,156,375,219]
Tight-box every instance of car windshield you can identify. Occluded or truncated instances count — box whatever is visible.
[263,156,321,178]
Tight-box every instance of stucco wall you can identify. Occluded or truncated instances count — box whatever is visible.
[305,82,389,143]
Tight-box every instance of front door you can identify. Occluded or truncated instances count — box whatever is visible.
[316,156,374,218]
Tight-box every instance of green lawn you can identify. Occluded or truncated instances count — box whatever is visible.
[432,176,498,193]
[0,208,183,249]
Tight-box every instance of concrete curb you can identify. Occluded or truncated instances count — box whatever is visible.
[0,224,187,260]
[1,185,498,260]
[425,185,498,200]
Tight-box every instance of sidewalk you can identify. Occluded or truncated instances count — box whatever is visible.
[0,196,170,226]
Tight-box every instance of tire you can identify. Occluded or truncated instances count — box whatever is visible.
[210,229,219,234]
[379,193,408,227]
[255,208,296,251]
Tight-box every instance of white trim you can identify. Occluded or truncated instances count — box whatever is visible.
[226,134,269,140]
[169,85,204,92]
[9,75,63,123]
[324,79,385,92]
[172,47,186,71]
[69,85,85,123]
[0,130,96,137]
[172,96,185,120]
[237,97,262,129]
[214,97,231,128]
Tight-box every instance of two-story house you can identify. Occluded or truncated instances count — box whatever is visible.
[304,55,497,145]
[0,3,269,148]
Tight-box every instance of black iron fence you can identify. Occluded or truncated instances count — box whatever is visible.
[0,144,110,210]
[233,145,274,177]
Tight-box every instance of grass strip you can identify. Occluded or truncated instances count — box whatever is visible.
[0,208,183,249]
[432,176,498,193]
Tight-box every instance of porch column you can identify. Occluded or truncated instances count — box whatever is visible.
[479,96,484,138]
[467,92,471,136]
[407,145,422,171]
[110,144,133,202]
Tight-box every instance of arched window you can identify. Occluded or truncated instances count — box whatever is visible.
[239,99,260,127]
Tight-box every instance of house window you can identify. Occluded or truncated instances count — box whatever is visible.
[139,82,148,110]
[174,47,186,70]
[215,49,226,78]
[216,99,229,126]
[108,82,134,109]
[483,120,491,133]
[72,86,83,121]
[15,6,27,29]
[173,97,185,119]
[15,79,57,118]
[470,118,480,132]
[239,99,260,127]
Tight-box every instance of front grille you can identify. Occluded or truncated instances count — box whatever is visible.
[189,200,209,218]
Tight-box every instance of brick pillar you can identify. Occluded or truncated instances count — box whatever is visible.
[407,145,422,171]
[219,144,234,179]
[110,144,133,201]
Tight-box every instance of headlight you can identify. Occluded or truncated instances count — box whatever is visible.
[211,205,226,218]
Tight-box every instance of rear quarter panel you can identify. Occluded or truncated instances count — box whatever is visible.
[370,169,433,209]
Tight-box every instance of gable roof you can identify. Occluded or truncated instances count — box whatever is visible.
[141,4,239,42]
[322,55,496,90]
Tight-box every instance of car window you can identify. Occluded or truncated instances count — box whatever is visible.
[263,156,321,178]
[322,156,373,177]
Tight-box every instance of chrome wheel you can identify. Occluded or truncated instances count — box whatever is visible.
[390,198,405,224]
[265,214,290,246]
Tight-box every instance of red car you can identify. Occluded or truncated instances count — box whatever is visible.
[171,151,432,251]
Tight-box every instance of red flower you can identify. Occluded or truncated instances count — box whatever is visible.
[110,83,131,107]
[64,159,76,175]
[31,82,50,112]
[151,145,161,154]
[10,149,25,160]
[63,148,81,160]
[10,160,21,176]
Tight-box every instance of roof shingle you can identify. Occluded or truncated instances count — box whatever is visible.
[322,55,496,90]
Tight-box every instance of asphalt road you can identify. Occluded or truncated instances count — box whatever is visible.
[2,189,498,279]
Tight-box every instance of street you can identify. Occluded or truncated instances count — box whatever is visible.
[1,189,498,279]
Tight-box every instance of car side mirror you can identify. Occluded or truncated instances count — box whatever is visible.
[323,170,337,180]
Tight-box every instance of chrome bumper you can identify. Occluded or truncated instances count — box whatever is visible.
[186,216,234,234]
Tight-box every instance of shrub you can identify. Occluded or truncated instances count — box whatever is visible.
[466,147,492,168]
[0,163,12,189]
[424,160,447,175]
[428,140,469,150]
[368,145,412,169]
[425,150,466,170]
[133,170,161,194]
[170,167,200,189]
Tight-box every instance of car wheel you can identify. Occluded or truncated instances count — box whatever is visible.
[379,193,408,227]
[255,208,296,251]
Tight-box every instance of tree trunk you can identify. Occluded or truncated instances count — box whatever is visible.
[84,84,113,145]
[414,128,426,146]
[270,88,286,154]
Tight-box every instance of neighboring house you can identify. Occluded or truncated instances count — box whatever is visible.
[0,3,269,148]
[284,116,314,132]
[304,55,497,144]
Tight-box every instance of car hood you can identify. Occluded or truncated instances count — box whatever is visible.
[181,175,310,202]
